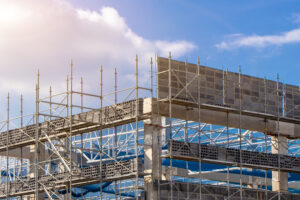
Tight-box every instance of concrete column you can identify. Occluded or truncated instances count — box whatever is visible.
[144,116,166,200]
[271,136,288,192]
[28,144,45,200]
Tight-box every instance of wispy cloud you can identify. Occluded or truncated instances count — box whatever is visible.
[291,13,300,23]
[216,28,300,50]
[0,0,197,96]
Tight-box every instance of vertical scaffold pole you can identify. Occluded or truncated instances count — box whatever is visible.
[66,74,69,198]
[48,86,53,178]
[49,87,52,121]
[155,54,162,200]
[99,66,103,200]
[66,76,69,116]
[264,77,268,200]
[69,60,73,200]
[80,77,83,199]
[151,57,153,98]
[35,70,40,200]
[168,52,173,200]
[184,58,189,198]
[197,57,202,200]
[81,78,83,113]
[277,73,281,200]
[20,94,23,199]
[238,65,243,200]
[149,57,155,199]
[114,68,118,199]
[225,68,230,200]
[6,93,9,200]
[135,54,139,200]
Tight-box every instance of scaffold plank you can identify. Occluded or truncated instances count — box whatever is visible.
[166,140,300,173]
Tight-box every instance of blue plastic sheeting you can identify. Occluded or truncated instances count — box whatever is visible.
[162,158,229,171]
[60,182,112,198]
[55,182,135,198]
[0,169,27,178]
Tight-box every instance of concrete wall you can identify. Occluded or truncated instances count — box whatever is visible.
[157,57,289,119]
[157,57,223,105]
[285,84,300,119]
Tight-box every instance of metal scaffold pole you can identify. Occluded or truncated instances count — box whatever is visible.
[238,65,243,200]
[35,70,40,200]
[168,52,173,200]
[277,73,281,200]
[151,57,153,98]
[69,60,73,200]
[185,59,190,198]
[135,54,139,200]
[155,54,162,200]
[264,76,268,200]
[6,93,9,200]
[80,77,83,199]
[197,57,202,200]
[225,68,230,200]
[20,94,23,200]
[99,66,103,200]
[114,67,118,199]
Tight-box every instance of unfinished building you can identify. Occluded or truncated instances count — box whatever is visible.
[1,54,300,199]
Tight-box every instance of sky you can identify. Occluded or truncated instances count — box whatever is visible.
[1,0,300,119]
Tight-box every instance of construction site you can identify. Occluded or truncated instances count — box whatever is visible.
[1,54,300,200]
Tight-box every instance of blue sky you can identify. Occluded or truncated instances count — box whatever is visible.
[70,0,300,84]
[1,0,300,118]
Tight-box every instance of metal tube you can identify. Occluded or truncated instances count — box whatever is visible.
[35,69,40,200]
[239,65,243,200]
[168,52,173,200]
[185,58,189,198]
[20,94,23,199]
[114,67,118,199]
[197,57,202,200]
[69,60,73,199]
[80,77,83,200]
[155,54,162,199]
[100,66,103,200]
[150,57,153,98]
[264,77,268,200]
[6,93,9,200]
[135,54,139,200]
[277,73,281,200]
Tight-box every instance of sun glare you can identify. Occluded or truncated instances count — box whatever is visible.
[0,4,31,24]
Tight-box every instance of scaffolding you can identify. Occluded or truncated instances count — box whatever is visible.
[0,54,300,199]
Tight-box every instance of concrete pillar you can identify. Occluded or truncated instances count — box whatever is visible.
[28,144,45,200]
[271,136,288,192]
[144,116,166,200]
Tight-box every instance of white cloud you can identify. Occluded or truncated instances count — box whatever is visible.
[216,28,300,50]
[291,13,300,23]
[0,0,196,99]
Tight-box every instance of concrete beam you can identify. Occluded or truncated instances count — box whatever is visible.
[0,147,31,159]
[143,98,300,138]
